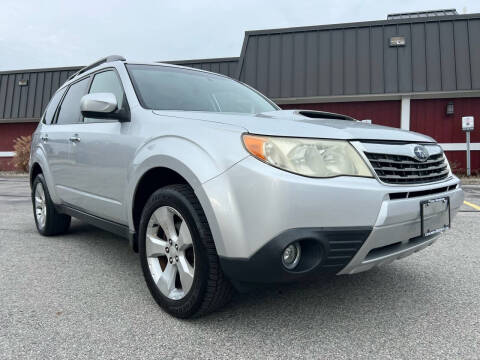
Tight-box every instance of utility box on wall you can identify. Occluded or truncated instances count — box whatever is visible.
[462,116,474,131]
[462,116,474,176]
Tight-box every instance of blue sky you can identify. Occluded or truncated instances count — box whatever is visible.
[1,0,479,71]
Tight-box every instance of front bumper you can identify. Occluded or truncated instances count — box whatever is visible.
[201,156,463,283]
[219,227,372,283]
[339,185,463,274]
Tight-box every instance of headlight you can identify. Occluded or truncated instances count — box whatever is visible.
[242,134,373,178]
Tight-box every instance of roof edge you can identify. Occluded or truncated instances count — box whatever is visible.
[0,56,241,75]
[0,65,83,75]
[245,13,480,36]
[273,90,480,104]
[0,117,40,124]
[162,57,239,65]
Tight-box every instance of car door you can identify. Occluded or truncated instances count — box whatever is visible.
[37,87,67,195]
[67,69,133,224]
[42,78,90,203]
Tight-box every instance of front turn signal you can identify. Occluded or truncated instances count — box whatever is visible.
[242,134,268,161]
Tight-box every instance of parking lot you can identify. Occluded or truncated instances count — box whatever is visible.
[0,177,479,359]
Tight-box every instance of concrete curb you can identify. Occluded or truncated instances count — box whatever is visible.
[462,185,480,190]
[0,176,28,182]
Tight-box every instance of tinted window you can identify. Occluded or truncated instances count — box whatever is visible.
[42,87,66,125]
[56,78,89,124]
[126,64,277,114]
[89,70,124,108]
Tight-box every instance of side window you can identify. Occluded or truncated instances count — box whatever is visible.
[56,77,89,125]
[42,87,66,125]
[89,71,124,109]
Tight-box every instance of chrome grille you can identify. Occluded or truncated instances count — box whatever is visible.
[364,152,449,184]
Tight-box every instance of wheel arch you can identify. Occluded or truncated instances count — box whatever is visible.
[128,157,223,255]
[131,166,189,236]
[30,162,43,188]
[29,147,60,203]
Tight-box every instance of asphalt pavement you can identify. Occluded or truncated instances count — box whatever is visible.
[0,177,479,359]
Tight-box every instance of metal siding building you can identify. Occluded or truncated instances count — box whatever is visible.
[164,57,238,78]
[1,11,479,172]
[236,14,480,99]
[0,67,81,170]
[0,67,81,123]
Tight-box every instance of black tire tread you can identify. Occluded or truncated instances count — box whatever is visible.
[140,184,233,318]
[32,174,71,236]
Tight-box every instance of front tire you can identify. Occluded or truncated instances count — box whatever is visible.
[32,174,71,236]
[138,184,233,318]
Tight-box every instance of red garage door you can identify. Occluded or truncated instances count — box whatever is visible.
[280,100,401,128]
[410,98,480,173]
[0,123,38,171]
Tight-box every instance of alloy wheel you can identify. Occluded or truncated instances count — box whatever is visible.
[145,206,195,300]
[34,183,47,228]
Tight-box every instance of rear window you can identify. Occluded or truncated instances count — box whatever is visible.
[42,87,66,125]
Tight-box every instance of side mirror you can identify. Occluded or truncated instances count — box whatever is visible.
[81,92,119,120]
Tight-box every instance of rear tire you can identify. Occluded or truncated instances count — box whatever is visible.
[138,184,233,318]
[32,174,71,236]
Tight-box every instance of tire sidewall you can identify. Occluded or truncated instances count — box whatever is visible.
[138,186,210,317]
[32,175,48,234]
[31,174,71,236]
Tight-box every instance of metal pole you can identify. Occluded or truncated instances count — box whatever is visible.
[466,131,471,176]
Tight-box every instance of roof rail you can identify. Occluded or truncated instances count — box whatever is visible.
[68,55,126,81]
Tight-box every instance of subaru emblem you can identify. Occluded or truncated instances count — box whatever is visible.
[413,145,429,162]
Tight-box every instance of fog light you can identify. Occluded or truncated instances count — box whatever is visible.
[282,242,301,269]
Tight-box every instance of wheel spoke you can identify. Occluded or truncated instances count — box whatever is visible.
[34,184,47,227]
[146,234,168,257]
[177,255,194,293]
[156,263,177,296]
[178,221,192,250]
[154,207,177,240]
[36,187,45,201]
[146,205,196,300]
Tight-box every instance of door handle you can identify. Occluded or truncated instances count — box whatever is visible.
[69,134,81,143]
[41,134,48,143]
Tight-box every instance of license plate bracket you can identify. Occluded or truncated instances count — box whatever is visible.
[420,197,451,237]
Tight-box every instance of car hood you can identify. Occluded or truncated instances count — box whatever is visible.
[152,109,435,143]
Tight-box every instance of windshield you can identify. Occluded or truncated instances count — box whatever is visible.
[126,64,278,114]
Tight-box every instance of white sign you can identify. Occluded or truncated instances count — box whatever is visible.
[389,36,406,47]
[462,116,474,131]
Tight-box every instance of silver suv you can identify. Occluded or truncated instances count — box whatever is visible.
[30,56,464,318]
